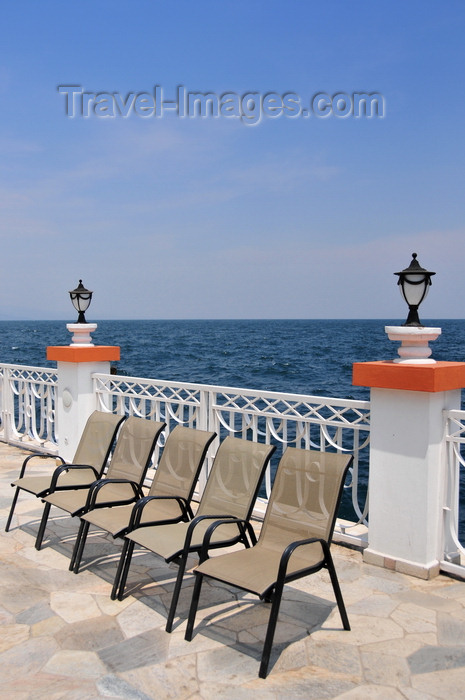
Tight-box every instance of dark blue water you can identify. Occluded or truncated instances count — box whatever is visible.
[2,319,465,536]
[1,318,464,401]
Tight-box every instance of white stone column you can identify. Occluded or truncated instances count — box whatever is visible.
[353,361,465,579]
[47,345,120,462]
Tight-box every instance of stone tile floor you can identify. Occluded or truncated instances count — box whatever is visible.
[1,441,465,699]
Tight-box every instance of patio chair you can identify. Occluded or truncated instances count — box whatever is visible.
[69,425,217,574]
[184,447,353,679]
[35,416,166,551]
[114,436,276,633]
[5,411,125,533]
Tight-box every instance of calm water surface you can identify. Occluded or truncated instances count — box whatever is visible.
[2,318,464,401]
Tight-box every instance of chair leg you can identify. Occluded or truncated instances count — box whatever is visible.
[259,583,284,679]
[71,520,90,573]
[5,487,20,532]
[165,553,189,633]
[326,551,350,631]
[184,572,204,641]
[117,539,136,601]
[111,539,130,600]
[35,502,51,550]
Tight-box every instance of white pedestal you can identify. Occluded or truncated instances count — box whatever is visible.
[385,326,441,364]
[67,323,98,346]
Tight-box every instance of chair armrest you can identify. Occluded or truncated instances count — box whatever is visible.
[82,478,144,514]
[199,516,256,562]
[48,463,100,493]
[277,536,327,582]
[17,453,66,480]
[126,495,191,532]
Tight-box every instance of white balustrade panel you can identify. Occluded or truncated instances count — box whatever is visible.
[0,364,57,452]
[93,373,370,546]
[443,409,465,577]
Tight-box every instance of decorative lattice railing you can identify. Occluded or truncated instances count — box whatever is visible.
[93,373,371,546]
[442,409,465,577]
[0,364,371,547]
[0,363,57,452]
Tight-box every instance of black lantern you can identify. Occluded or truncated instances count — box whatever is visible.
[69,280,93,324]
[394,253,435,327]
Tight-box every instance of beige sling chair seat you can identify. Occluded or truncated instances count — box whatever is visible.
[114,436,276,633]
[35,416,166,551]
[69,425,216,575]
[5,410,125,533]
[184,447,353,679]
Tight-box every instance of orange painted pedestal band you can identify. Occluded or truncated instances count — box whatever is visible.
[47,346,120,363]
[352,361,465,393]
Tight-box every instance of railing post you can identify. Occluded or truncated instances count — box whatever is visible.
[353,361,465,579]
[2,366,14,444]
[47,345,120,461]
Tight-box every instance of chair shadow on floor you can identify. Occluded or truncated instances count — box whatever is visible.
[17,484,344,677]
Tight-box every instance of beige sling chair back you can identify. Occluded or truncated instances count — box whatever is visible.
[5,411,125,533]
[184,446,353,678]
[113,435,276,634]
[69,425,216,575]
[35,416,165,551]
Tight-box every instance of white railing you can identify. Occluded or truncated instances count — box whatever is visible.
[0,363,57,452]
[0,363,370,547]
[93,373,371,546]
[442,408,465,577]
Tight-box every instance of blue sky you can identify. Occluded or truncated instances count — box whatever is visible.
[1,1,464,320]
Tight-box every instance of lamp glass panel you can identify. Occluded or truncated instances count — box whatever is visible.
[77,294,92,311]
[70,294,80,311]
[402,274,428,306]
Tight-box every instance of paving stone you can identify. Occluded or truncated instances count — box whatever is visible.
[411,666,465,699]
[360,650,411,686]
[394,589,462,612]
[115,598,166,637]
[305,638,363,677]
[335,686,406,699]
[50,590,102,623]
[0,583,48,614]
[98,629,170,672]
[94,592,134,616]
[316,613,403,646]
[0,623,30,653]
[0,636,59,682]
[400,688,441,700]
[16,601,54,625]
[246,666,358,699]
[168,624,236,658]
[97,673,155,699]
[1,672,100,699]
[437,611,465,646]
[358,632,437,657]
[31,614,66,637]
[197,644,261,684]
[360,573,411,595]
[54,614,125,651]
[0,604,15,624]
[43,648,107,677]
[347,593,399,618]
[271,638,307,673]
[391,602,437,634]
[408,644,465,673]
[122,656,198,699]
